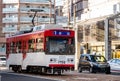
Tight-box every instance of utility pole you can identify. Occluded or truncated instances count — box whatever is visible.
[73,3,78,70]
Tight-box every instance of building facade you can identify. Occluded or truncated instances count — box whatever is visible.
[2,0,55,35]
[1,0,55,56]
[63,0,88,24]
[77,0,120,58]
[63,0,120,69]
[0,0,6,56]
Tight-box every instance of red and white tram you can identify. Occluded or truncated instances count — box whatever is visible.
[6,25,75,74]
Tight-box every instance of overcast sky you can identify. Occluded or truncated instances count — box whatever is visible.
[56,0,63,6]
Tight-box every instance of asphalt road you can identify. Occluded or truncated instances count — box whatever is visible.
[0,72,58,81]
[1,66,120,81]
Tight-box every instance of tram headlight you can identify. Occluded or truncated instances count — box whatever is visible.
[50,58,57,62]
[67,58,74,63]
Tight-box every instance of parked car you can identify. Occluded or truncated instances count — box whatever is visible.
[0,56,6,66]
[108,58,120,73]
[78,54,111,74]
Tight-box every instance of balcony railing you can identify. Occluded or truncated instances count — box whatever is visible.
[20,17,54,23]
[2,17,18,23]
[3,17,54,23]
[20,7,54,14]
[3,0,18,4]
[3,0,53,4]
[3,8,18,13]
[20,0,51,4]
[3,26,18,33]
[38,18,54,22]
[3,7,54,14]
[20,17,32,22]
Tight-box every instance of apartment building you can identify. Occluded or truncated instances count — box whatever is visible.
[1,0,55,56]
[2,0,55,35]
[63,0,88,22]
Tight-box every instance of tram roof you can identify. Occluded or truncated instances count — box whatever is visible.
[6,24,72,38]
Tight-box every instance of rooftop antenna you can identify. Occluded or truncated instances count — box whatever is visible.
[30,9,44,26]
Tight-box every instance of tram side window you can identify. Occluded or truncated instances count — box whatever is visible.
[16,41,22,53]
[10,42,15,53]
[28,39,35,52]
[36,38,44,52]
[6,43,10,54]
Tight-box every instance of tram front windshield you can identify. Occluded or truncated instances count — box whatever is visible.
[46,37,74,55]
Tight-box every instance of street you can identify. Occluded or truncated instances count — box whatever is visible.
[1,67,120,81]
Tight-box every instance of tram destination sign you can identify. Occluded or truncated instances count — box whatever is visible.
[53,30,70,36]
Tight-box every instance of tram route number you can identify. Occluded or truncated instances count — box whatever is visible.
[58,61,65,64]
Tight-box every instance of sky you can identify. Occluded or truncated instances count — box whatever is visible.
[55,0,63,6]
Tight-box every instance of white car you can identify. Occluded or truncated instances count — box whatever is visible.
[0,56,6,66]
[108,58,120,73]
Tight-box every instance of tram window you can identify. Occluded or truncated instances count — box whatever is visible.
[28,39,35,52]
[36,38,43,43]
[16,41,22,53]
[36,38,44,52]
[10,42,15,53]
[46,37,75,55]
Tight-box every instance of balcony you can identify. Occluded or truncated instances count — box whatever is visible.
[37,18,54,23]
[3,0,18,4]
[20,0,51,4]
[3,26,18,33]
[3,0,50,4]
[20,17,54,23]
[3,16,54,23]
[2,17,18,23]
[20,7,54,14]
[20,17,32,23]
[3,8,18,13]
